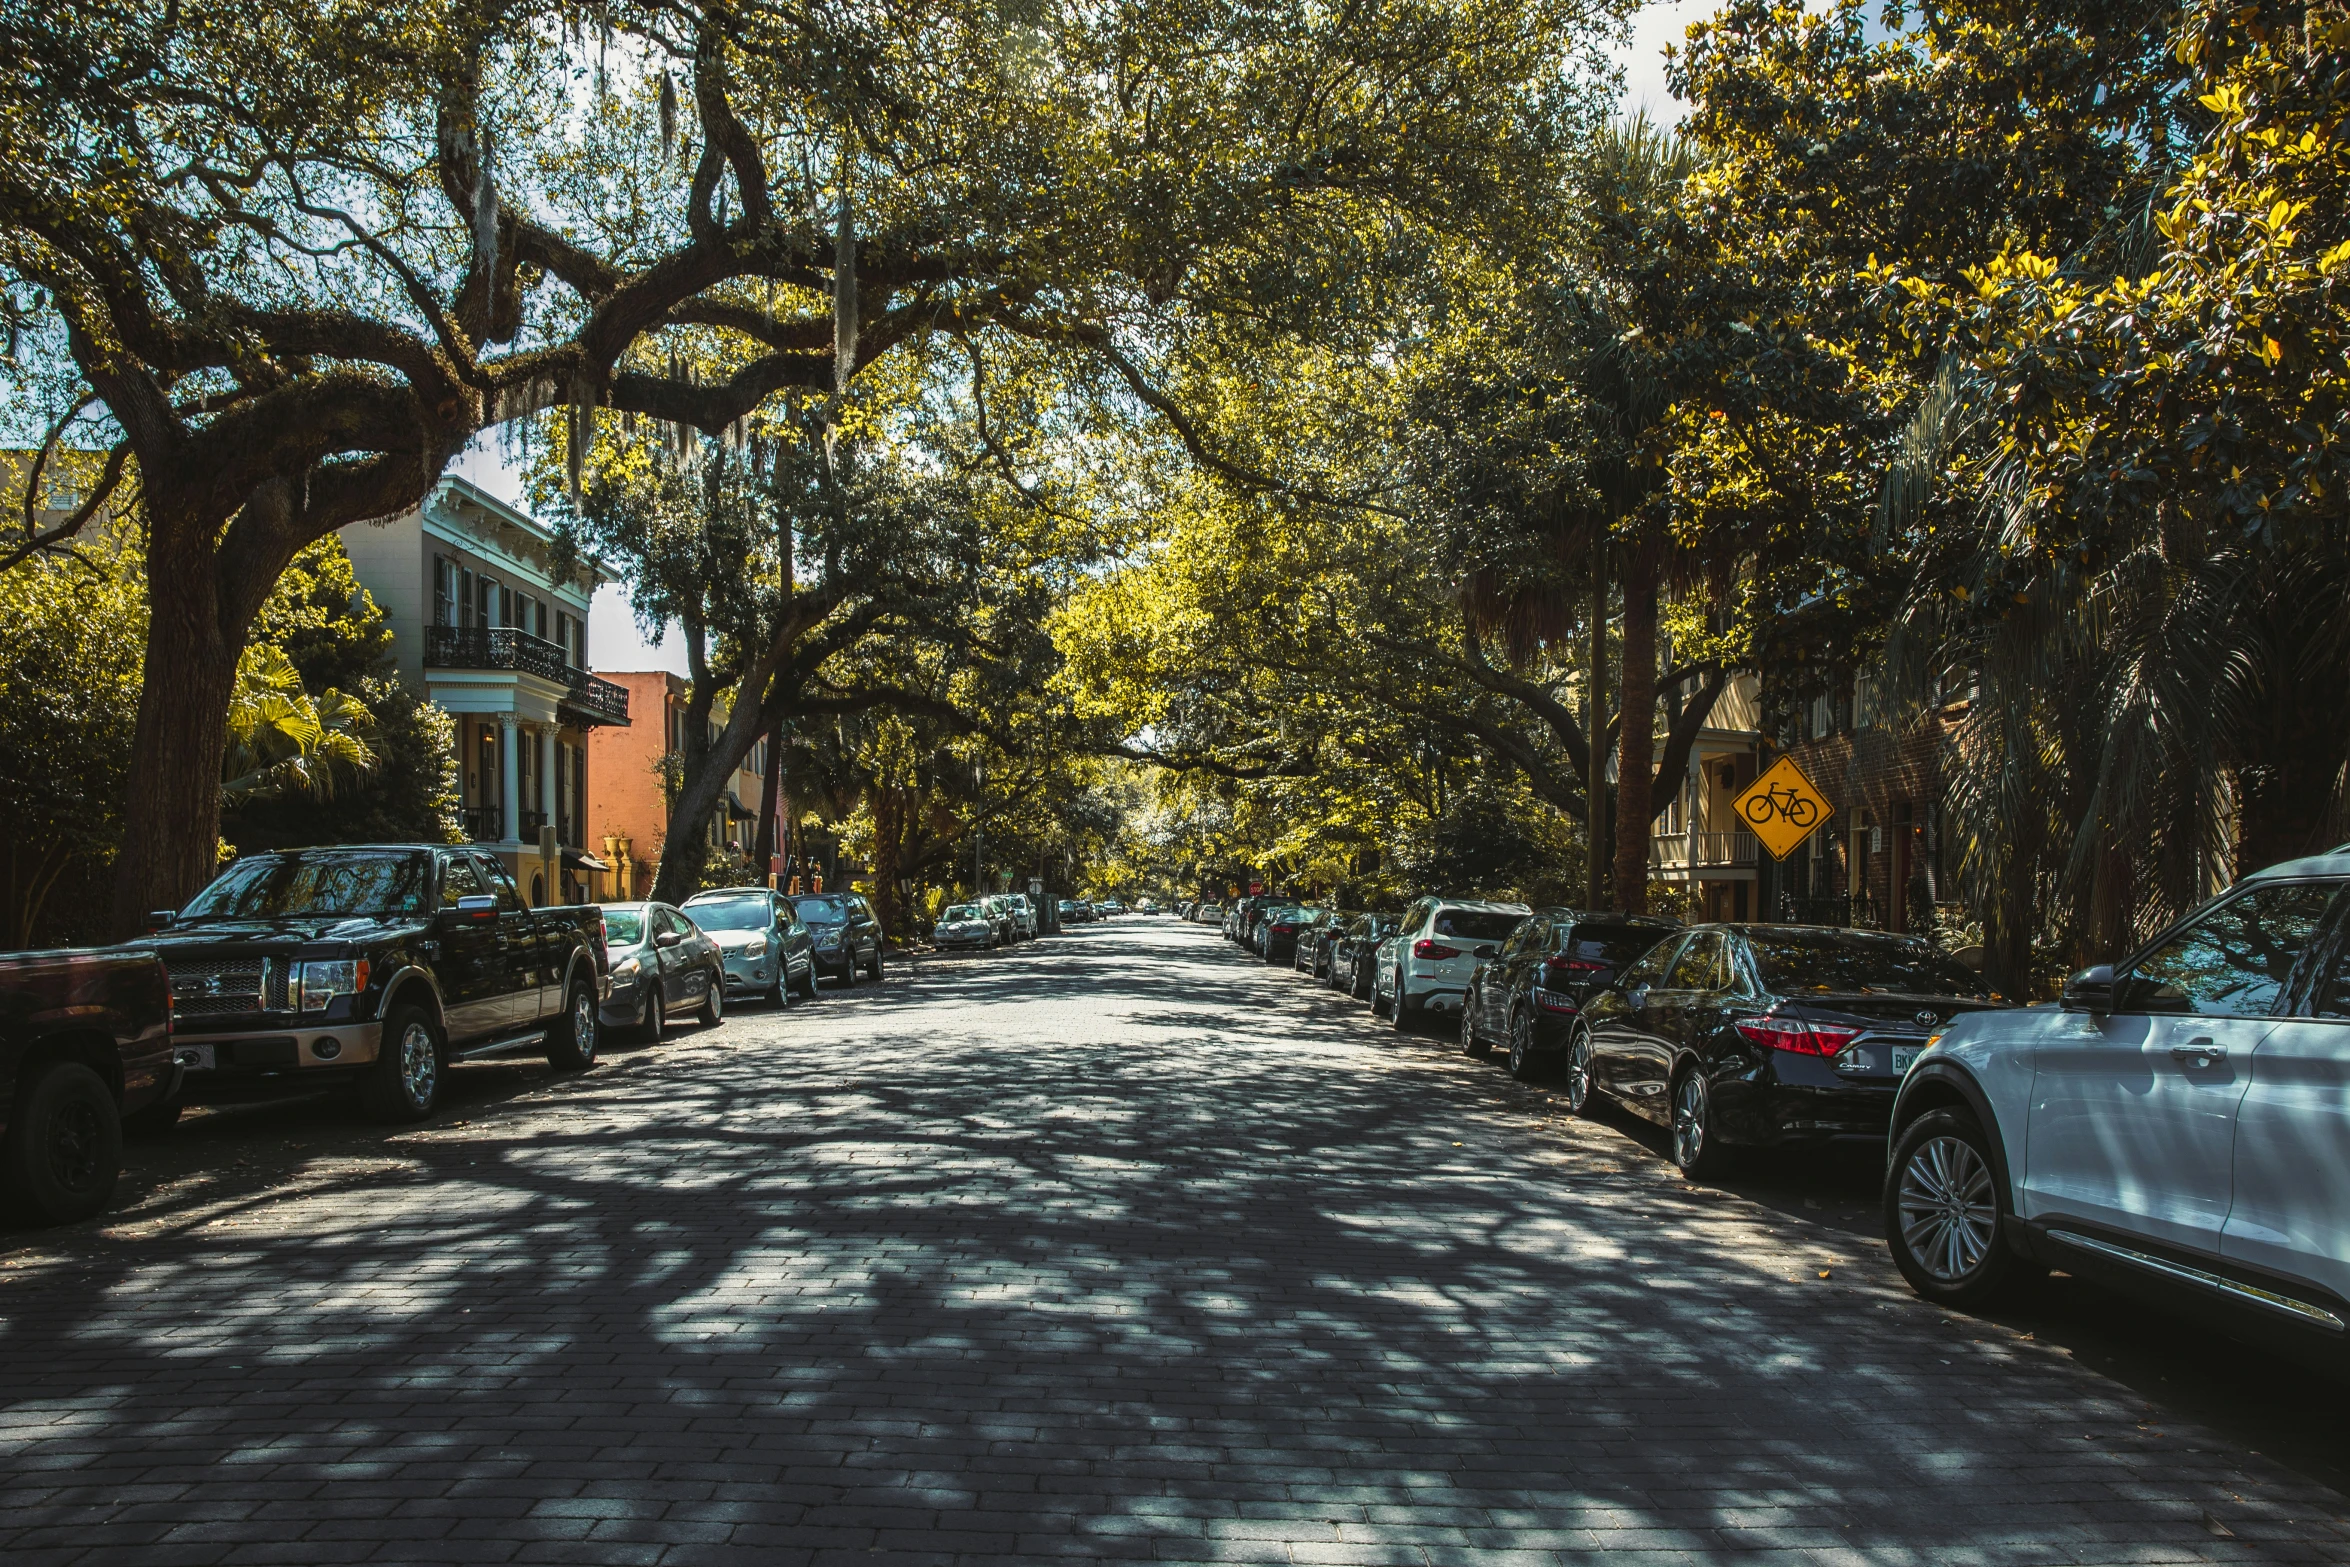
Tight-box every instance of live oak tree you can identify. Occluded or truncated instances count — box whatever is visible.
[0,0,1627,934]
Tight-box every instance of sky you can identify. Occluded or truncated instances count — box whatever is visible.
[461,1,1718,678]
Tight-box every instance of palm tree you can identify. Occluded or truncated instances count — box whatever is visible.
[219,644,375,805]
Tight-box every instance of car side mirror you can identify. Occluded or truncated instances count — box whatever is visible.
[1628,982,1650,1011]
[147,909,177,931]
[655,930,683,949]
[2060,963,2115,1014]
[442,894,498,926]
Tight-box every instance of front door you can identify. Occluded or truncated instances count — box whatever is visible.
[435,853,503,1041]
[473,854,542,1031]
[2224,885,2350,1306]
[2023,880,2336,1256]
[1594,933,1690,1109]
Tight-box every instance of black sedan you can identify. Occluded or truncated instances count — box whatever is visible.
[1292,909,1346,977]
[1570,924,2005,1178]
[1460,909,1680,1080]
[1326,912,1400,1001]
[1257,904,1318,964]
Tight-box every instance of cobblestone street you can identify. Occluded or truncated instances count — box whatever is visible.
[3,920,2347,1566]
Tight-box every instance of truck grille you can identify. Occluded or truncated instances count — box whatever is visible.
[166,957,287,1017]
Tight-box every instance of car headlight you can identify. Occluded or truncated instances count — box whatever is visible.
[296,958,369,1012]
[612,955,642,980]
[743,938,767,959]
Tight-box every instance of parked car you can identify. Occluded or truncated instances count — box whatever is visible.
[981,894,1020,944]
[933,903,999,951]
[1572,923,2004,1178]
[1101,901,1127,916]
[791,891,886,985]
[681,887,818,1005]
[1882,854,2350,1373]
[1461,909,1682,1079]
[1057,898,1092,925]
[598,902,730,1038]
[1,947,175,1224]
[140,845,609,1123]
[1371,898,1533,1029]
[1225,896,1266,943]
[1003,893,1039,939]
[1256,903,1317,963]
[1329,913,1400,1001]
[1293,910,1346,977]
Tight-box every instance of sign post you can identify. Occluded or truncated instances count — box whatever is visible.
[1731,756,1834,861]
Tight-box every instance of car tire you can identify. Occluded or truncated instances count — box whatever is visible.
[1507,1007,1542,1081]
[3,1061,122,1225]
[699,970,724,1026]
[546,981,601,1071]
[762,970,785,1006]
[640,985,666,1043]
[1884,1108,2040,1309]
[1370,970,1391,1018]
[1352,958,1373,1003]
[1390,971,1415,1032]
[122,1091,185,1139]
[1459,995,1490,1057]
[867,947,885,983]
[1669,1065,1732,1180]
[363,1004,443,1124]
[1563,1024,1597,1115]
[797,962,821,1002]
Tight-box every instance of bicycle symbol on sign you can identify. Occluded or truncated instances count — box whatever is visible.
[1741,781,1819,829]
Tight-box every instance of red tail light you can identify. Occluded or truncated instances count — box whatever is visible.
[1541,958,1604,986]
[1735,1016,1863,1057]
[1412,939,1459,960]
[1534,992,1580,1015]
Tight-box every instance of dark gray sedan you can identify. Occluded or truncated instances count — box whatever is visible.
[594,903,725,1041]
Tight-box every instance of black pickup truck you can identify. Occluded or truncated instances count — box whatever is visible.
[142,844,609,1123]
[1,947,176,1223]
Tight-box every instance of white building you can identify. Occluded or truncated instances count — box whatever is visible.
[340,475,631,905]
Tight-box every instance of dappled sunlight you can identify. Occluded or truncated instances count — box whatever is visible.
[0,922,2342,1561]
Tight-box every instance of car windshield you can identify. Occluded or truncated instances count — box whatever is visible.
[944,905,980,921]
[1566,925,1675,969]
[792,895,848,923]
[1432,909,1524,942]
[685,895,772,931]
[601,909,646,945]
[1749,931,1992,997]
[183,852,428,919]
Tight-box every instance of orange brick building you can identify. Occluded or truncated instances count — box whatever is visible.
[585,672,772,899]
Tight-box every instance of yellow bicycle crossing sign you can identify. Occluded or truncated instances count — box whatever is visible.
[1733,756,1834,860]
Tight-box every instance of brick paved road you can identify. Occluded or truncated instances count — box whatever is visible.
[4,919,2347,1565]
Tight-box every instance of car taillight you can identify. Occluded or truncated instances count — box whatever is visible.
[1412,939,1459,960]
[1540,958,1604,987]
[1534,991,1579,1015]
[1735,1016,1863,1056]
[1272,923,1298,934]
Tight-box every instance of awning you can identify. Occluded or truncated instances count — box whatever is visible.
[562,847,612,872]
[726,793,755,821]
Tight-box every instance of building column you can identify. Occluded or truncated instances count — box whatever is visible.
[537,725,555,833]
[499,713,523,848]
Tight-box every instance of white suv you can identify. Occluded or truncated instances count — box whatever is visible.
[1372,897,1532,1030]
[1885,851,2350,1366]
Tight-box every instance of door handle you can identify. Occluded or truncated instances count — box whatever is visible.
[2170,1038,2228,1066]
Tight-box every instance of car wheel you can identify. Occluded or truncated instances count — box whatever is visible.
[1507,1007,1542,1081]
[1885,1108,2039,1308]
[797,961,821,1002]
[1389,970,1415,1032]
[1563,1024,1596,1114]
[699,970,724,1026]
[1670,1066,1731,1180]
[2,1061,122,1225]
[641,985,666,1043]
[1352,958,1373,1002]
[547,982,601,1071]
[1459,994,1490,1057]
[763,969,785,1005]
[1370,968,1390,1018]
[867,947,885,982]
[363,1004,442,1124]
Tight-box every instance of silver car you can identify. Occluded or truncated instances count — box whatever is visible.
[594,903,724,1040]
[1884,849,2350,1370]
[681,887,819,1004]
[934,903,998,951]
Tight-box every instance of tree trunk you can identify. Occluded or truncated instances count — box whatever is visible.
[1585,564,1608,910]
[108,522,244,937]
[753,715,783,876]
[1612,542,1661,915]
[870,785,901,941]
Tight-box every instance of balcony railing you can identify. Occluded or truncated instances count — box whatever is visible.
[463,805,502,843]
[1650,830,1760,872]
[424,625,630,725]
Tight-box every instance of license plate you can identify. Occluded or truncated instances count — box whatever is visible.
[174,1044,215,1072]
[1891,1045,1922,1075]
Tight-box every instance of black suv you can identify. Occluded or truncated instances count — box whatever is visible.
[790,892,886,985]
[1461,909,1681,1080]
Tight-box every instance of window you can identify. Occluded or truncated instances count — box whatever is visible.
[1431,908,1525,942]
[439,854,485,907]
[533,598,548,639]
[2124,881,2341,1018]
[184,852,429,918]
[473,854,525,912]
[1749,930,1991,996]
[476,574,497,628]
[434,556,460,627]
[2307,912,2350,1019]
[1620,935,1687,991]
[1666,932,1726,991]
